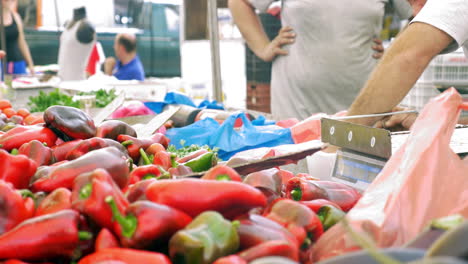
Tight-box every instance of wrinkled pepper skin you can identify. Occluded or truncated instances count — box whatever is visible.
[44,105,96,141]
[18,139,54,166]
[30,147,130,192]
[34,187,72,217]
[286,178,362,212]
[238,240,300,262]
[51,139,83,162]
[95,228,120,251]
[95,120,137,140]
[117,133,169,162]
[107,198,192,249]
[0,209,83,260]
[0,181,34,235]
[0,125,57,151]
[235,214,298,252]
[78,248,171,264]
[300,199,342,213]
[201,164,242,182]
[0,150,38,189]
[65,137,129,160]
[242,168,282,195]
[125,179,157,203]
[169,211,239,264]
[264,199,323,247]
[213,255,247,264]
[146,179,267,219]
[72,169,129,231]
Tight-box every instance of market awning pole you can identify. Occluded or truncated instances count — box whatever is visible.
[207,0,223,102]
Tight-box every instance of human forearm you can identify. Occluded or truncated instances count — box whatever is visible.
[347,22,454,126]
[18,37,34,70]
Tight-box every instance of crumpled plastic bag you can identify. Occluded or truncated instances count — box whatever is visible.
[110,100,154,119]
[311,88,468,262]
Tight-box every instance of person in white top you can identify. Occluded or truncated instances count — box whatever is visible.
[345,0,468,129]
[57,7,96,81]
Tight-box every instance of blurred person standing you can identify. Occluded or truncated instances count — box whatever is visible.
[229,0,412,120]
[2,0,34,75]
[104,33,145,81]
[57,6,96,81]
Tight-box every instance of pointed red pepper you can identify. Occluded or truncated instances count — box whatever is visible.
[95,120,137,140]
[78,248,171,264]
[31,147,130,192]
[0,209,92,261]
[34,187,72,217]
[238,240,300,262]
[71,168,129,231]
[286,177,362,212]
[95,228,120,251]
[125,178,157,203]
[128,164,171,184]
[213,255,248,264]
[201,164,242,182]
[106,197,192,249]
[145,178,267,219]
[0,125,57,151]
[117,133,169,162]
[0,181,35,234]
[51,139,83,162]
[176,148,209,163]
[300,199,342,213]
[18,139,54,166]
[243,168,282,195]
[0,149,38,189]
[65,137,129,160]
[263,199,324,249]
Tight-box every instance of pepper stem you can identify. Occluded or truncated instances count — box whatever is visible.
[78,231,93,240]
[170,153,179,168]
[128,158,134,172]
[121,140,134,147]
[215,174,231,181]
[18,189,35,199]
[139,148,152,165]
[10,148,19,155]
[79,183,93,200]
[105,196,137,238]
[290,187,302,201]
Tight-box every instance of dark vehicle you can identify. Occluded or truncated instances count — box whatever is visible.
[19,0,181,77]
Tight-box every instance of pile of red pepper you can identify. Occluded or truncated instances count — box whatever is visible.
[0,104,363,264]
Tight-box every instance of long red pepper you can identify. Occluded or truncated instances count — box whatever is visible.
[0,125,57,151]
[201,164,243,182]
[78,248,171,264]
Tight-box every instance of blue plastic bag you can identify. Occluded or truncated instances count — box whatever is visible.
[166,112,294,160]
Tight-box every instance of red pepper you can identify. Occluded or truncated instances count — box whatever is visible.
[31,147,130,192]
[118,133,169,162]
[95,120,137,140]
[65,137,129,160]
[213,255,247,264]
[106,198,192,249]
[201,164,242,182]
[238,240,300,262]
[128,164,170,184]
[286,178,361,212]
[176,148,209,163]
[0,209,92,260]
[236,214,299,253]
[18,139,54,166]
[3,260,54,264]
[152,150,177,171]
[300,199,342,213]
[34,187,72,217]
[0,149,38,189]
[144,142,166,156]
[167,164,193,177]
[243,168,282,195]
[51,139,83,162]
[145,178,267,219]
[44,105,96,141]
[71,168,129,231]
[125,179,157,203]
[0,181,34,234]
[0,125,57,151]
[78,248,172,264]
[95,228,120,251]
[264,199,323,248]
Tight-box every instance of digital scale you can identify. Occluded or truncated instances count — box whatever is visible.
[321,115,468,191]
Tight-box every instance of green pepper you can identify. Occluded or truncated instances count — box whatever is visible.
[169,211,240,264]
[182,152,217,173]
[317,204,346,231]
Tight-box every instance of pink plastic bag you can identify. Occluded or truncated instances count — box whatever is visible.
[311,88,468,262]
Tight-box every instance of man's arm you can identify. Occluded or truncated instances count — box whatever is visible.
[346,22,454,126]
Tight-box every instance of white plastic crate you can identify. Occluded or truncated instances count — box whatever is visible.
[419,49,468,86]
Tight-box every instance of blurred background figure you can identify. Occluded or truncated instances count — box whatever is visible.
[2,0,34,75]
[104,32,145,81]
[57,6,96,81]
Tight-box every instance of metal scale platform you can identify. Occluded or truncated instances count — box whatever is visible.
[321,115,468,191]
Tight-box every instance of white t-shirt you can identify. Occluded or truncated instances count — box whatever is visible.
[412,0,468,56]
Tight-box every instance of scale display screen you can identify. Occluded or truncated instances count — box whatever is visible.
[331,150,387,191]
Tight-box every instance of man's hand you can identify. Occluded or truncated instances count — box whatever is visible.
[372,38,384,59]
[257,26,295,62]
[374,106,418,131]
[104,57,117,76]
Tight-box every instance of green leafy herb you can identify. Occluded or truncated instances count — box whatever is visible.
[167,142,218,159]
[28,88,80,113]
[78,89,117,108]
